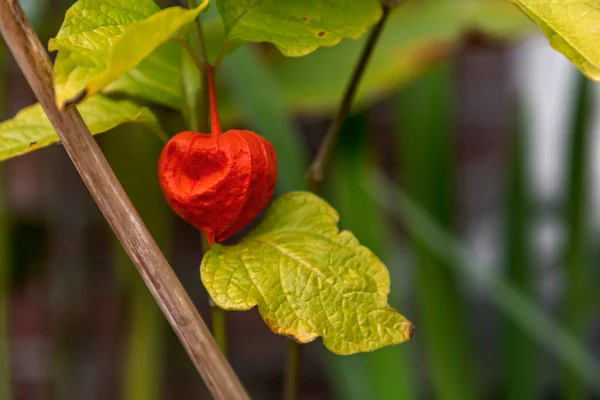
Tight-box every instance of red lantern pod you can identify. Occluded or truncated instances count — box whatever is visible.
[158,65,278,245]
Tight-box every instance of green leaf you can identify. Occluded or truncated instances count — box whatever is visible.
[201,192,413,355]
[510,0,600,80]
[215,0,382,57]
[49,0,209,108]
[0,95,160,162]
[272,0,531,114]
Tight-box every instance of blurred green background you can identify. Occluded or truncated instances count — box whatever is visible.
[1,0,600,399]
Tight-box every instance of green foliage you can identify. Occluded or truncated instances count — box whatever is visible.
[201,192,413,355]
[216,0,382,56]
[272,0,531,114]
[49,0,209,107]
[397,64,477,400]
[511,0,600,80]
[0,95,160,161]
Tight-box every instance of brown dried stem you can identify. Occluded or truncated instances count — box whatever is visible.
[0,1,248,398]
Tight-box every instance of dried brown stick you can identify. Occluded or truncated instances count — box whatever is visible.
[0,1,249,399]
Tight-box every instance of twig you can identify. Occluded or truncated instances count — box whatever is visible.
[0,1,248,398]
[306,4,392,193]
[283,3,394,399]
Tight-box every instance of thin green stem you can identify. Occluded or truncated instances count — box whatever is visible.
[211,306,228,358]
[284,341,302,400]
[306,4,392,193]
[282,4,393,400]
[171,37,204,77]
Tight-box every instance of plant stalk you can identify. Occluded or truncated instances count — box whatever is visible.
[306,4,391,193]
[0,1,247,398]
[200,233,228,357]
[284,341,302,400]
[284,4,393,400]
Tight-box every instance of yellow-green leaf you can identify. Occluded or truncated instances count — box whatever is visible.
[49,0,209,108]
[510,0,600,80]
[201,192,413,355]
[0,95,160,162]
[216,0,383,57]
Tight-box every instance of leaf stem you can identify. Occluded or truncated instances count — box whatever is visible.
[284,341,302,400]
[306,4,392,193]
[211,306,228,357]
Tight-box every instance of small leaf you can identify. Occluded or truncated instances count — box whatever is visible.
[510,0,600,80]
[216,0,383,57]
[49,0,209,108]
[201,192,413,355]
[0,95,160,162]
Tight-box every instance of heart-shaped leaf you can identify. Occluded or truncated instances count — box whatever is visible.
[216,0,383,57]
[510,0,600,80]
[201,191,413,355]
[0,95,160,162]
[49,0,209,108]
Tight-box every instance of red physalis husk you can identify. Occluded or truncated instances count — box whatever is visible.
[157,65,278,245]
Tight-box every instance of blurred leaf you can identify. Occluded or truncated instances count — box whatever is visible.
[103,125,171,400]
[273,0,531,114]
[216,0,382,57]
[104,43,186,109]
[201,191,413,355]
[326,114,414,399]
[511,0,600,80]
[221,46,307,192]
[562,74,593,400]
[0,95,161,161]
[503,104,537,399]
[49,0,209,107]
[367,171,600,396]
[397,63,477,400]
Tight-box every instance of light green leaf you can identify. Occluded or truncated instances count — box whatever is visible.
[272,0,531,114]
[49,0,209,108]
[201,192,413,355]
[510,0,600,80]
[0,95,160,162]
[216,0,383,57]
